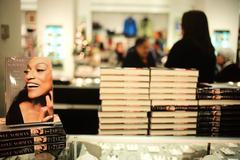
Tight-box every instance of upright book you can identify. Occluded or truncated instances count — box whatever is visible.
[5,57,54,125]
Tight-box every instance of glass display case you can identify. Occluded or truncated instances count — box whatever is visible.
[3,135,240,160]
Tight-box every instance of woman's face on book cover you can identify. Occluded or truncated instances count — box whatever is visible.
[24,57,52,99]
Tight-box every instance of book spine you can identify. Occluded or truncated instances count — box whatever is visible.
[0,142,65,157]
[151,105,198,111]
[197,88,240,94]
[0,135,66,149]
[0,126,65,140]
[197,95,240,100]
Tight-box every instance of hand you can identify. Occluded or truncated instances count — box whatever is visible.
[39,91,54,122]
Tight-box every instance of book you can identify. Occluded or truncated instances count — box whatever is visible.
[151,111,198,118]
[150,123,196,129]
[151,117,197,123]
[0,142,65,157]
[98,129,147,135]
[0,135,66,149]
[151,106,198,111]
[150,75,198,82]
[150,82,197,88]
[99,117,148,124]
[152,100,198,106]
[0,121,65,140]
[150,94,196,100]
[149,130,196,136]
[99,123,148,130]
[101,106,150,112]
[102,100,151,106]
[100,88,149,94]
[100,68,149,75]
[5,57,54,125]
[198,100,240,105]
[100,94,149,100]
[101,75,149,82]
[150,68,199,77]
[197,95,240,100]
[98,112,147,118]
[100,82,149,88]
[150,88,196,94]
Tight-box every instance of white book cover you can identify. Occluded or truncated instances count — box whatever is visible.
[150,123,196,129]
[150,82,197,88]
[102,100,151,106]
[150,68,199,77]
[99,123,148,129]
[151,100,198,106]
[101,75,149,82]
[198,100,240,105]
[149,130,196,136]
[100,82,149,88]
[150,88,196,94]
[99,129,147,135]
[100,94,149,100]
[101,106,150,112]
[151,117,197,123]
[151,111,198,118]
[100,68,149,75]
[150,94,196,100]
[98,111,147,118]
[150,76,198,82]
[100,88,149,94]
[99,117,148,124]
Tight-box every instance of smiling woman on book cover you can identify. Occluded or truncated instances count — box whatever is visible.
[6,57,54,125]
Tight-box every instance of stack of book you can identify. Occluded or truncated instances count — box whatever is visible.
[98,68,150,135]
[197,83,240,137]
[0,117,66,157]
[149,68,199,136]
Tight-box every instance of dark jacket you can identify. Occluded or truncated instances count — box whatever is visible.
[215,63,240,82]
[122,47,156,68]
[165,38,216,83]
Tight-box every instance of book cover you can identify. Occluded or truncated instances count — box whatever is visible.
[151,111,198,118]
[150,88,196,94]
[98,129,147,135]
[100,88,149,94]
[150,75,198,82]
[0,120,65,140]
[101,106,150,112]
[100,67,149,75]
[100,94,149,100]
[101,75,149,82]
[150,67,199,77]
[99,123,148,130]
[152,100,198,106]
[99,117,148,124]
[151,105,198,111]
[5,57,54,125]
[98,111,147,118]
[0,142,65,157]
[0,135,66,149]
[151,117,197,123]
[100,81,149,88]
[150,123,196,130]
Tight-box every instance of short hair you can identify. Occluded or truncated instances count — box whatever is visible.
[135,37,148,47]
[217,47,235,62]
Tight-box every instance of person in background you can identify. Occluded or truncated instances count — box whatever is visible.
[165,10,216,83]
[215,47,240,82]
[114,42,126,66]
[122,37,156,68]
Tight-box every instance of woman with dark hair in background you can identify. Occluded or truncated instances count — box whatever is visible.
[165,10,216,83]
[122,37,156,68]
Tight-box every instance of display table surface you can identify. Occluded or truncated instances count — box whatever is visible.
[3,135,240,160]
